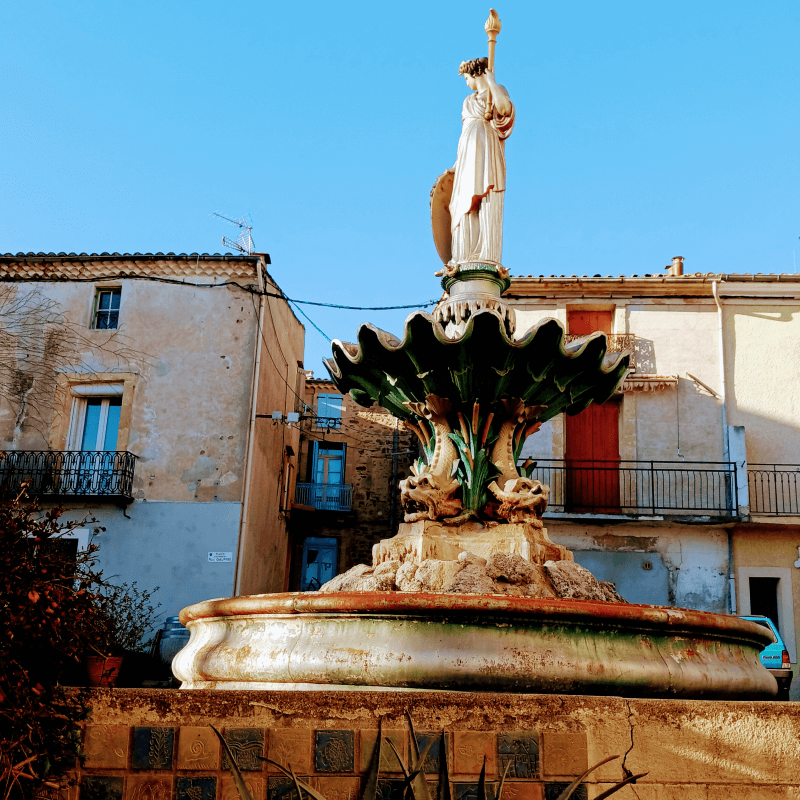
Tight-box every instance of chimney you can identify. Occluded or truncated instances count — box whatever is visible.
[664,256,684,276]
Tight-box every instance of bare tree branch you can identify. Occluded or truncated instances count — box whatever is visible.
[0,284,151,444]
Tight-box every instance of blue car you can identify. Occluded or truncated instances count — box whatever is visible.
[740,615,793,700]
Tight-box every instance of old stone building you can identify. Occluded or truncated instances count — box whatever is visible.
[0,252,305,618]
[506,264,800,697]
[287,376,417,590]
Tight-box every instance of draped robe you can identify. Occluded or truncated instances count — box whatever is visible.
[449,87,515,267]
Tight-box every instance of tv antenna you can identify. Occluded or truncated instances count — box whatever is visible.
[210,211,254,255]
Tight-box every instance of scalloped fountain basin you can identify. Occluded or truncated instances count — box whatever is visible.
[173,592,777,699]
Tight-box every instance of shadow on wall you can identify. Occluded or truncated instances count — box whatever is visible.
[725,306,800,466]
[633,338,656,374]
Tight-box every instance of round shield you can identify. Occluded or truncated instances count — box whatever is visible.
[430,168,454,265]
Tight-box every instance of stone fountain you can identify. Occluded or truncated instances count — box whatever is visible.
[174,12,775,699]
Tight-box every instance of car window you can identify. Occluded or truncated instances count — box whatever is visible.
[740,616,780,646]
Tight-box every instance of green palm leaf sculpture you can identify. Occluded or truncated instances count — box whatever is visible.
[325,309,630,524]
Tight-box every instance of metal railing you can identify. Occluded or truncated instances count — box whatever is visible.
[519,459,737,516]
[0,451,136,499]
[92,309,119,329]
[748,465,800,515]
[564,333,636,371]
[313,416,342,429]
[295,482,353,511]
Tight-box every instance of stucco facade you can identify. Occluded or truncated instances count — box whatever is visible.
[508,271,800,697]
[0,252,305,620]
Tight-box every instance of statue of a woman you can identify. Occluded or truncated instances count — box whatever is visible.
[449,57,515,271]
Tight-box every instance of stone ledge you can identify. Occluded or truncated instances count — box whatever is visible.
[70,689,800,795]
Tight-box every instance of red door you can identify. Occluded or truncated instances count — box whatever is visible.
[565,402,621,513]
[565,309,619,513]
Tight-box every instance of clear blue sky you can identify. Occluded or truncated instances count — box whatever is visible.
[2,1,798,374]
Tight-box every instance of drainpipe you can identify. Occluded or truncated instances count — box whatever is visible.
[713,279,736,614]
[389,419,399,534]
[234,260,267,596]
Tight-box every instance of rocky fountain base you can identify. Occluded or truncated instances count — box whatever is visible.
[320,520,622,601]
[174,519,776,699]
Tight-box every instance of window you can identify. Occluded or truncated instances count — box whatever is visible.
[63,390,126,495]
[68,396,122,451]
[315,393,342,428]
[304,441,351,510]
[314,442,345,485]
[92,288,121,329]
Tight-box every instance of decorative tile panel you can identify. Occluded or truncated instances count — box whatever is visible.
[359,729,406,773]
[35,783,77,800]
[311,777,360,800]
[453,783,496,800]
[497,733,539,779]
[415,733,443,775]
[267,730,312,773]
[83,726,129,770]
[539,733,588,778]
[223,729,265,772]
[177,728,220,771]
[80,777,124,800]
[267,777,309,800]
[132,728,175,771]
[452,732,496,776]
[314,731,354,773]
[125,775,172,800]
[544,785,585,800]
[375,780,406,800]
[498,783,543,800]
[176,777,216,800]
[220,777,264,800]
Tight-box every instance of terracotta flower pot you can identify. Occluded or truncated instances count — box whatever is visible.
[86,655,124,687]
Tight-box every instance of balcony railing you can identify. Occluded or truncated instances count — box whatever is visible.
[313,416,342,429]
[748,465,800,515]
[0,451,136,500]
[519,459,737,516]
[295,482,352,511]
[564,333,636,371]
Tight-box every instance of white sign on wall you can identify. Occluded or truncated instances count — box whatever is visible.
[208,551,233,563]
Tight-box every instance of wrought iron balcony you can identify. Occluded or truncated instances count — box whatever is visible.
[564,333,636,371]
[0,451,136,500]
[519,459,737,517]
[295,482,352,511]
[748,465,800,515]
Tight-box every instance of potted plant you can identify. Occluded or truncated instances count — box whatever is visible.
[87,581,161,687]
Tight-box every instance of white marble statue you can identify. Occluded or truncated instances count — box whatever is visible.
[449,57,514,269]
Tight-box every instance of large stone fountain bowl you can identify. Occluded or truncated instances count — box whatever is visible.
[173,592,777,699]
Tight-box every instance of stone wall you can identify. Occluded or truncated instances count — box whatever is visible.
[69,689,800,800]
